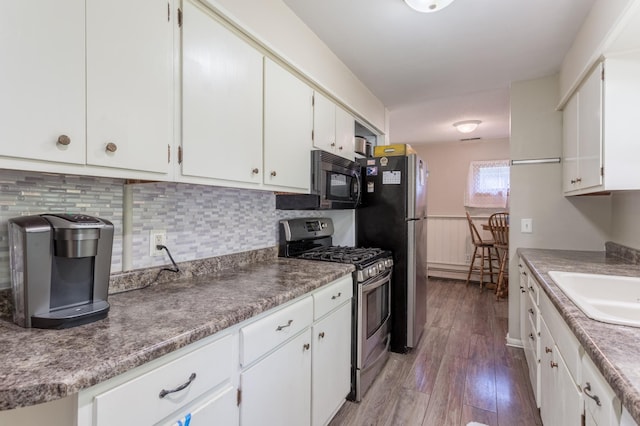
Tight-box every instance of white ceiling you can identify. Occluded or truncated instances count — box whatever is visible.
[281,0,597,144]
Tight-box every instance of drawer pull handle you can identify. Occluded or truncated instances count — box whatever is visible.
[520,286,526,294]
[252,168,259,174]
[331,292,342,300]
[159,373,196,399]
[528,308,534,315]
[319,331,325,339]
[584,382,602,406]
[529,333,535,341]
[276,320,293,331]
[105,142,118,153]
[545,346,552,353]
[57,134,71,146]
[550,361,558,368]
[582,382,602,407]
[303,343,310,351]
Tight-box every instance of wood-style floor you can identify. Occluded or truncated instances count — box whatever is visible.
[329,278,542,426]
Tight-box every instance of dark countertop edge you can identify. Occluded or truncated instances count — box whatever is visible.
[0,261,355,412]
[517,248,640,424]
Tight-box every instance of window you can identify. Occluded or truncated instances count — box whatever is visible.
[464,160,510,208]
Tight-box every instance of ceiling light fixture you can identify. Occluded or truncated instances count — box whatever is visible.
[453,120,481,133]
[404,0,455,13]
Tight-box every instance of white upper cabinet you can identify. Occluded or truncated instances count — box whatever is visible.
[181,1,263,186]
[313,92,355,160]
[0,1,86,165]
[86,0,174,174]
[264,58,313,192]
[563,53,640,195]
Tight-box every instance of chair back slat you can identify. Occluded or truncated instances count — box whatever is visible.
[488,212,509,247]
[465,211,484,245]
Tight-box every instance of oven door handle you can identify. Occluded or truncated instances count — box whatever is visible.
[361,269,392,294]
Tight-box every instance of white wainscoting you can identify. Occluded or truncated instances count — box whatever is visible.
[427,215,493,281]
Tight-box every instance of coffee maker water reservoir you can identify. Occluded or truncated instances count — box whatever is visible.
[8,214,114,329]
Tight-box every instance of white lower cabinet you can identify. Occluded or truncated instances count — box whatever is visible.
[239,275,352,426]
[311,302,352,426]
[166,385,238,426]
[520,257,632,426]
[240,329,313,426]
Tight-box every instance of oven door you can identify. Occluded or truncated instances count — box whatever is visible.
[355,268,391,400]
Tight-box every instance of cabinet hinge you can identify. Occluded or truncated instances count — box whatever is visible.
[167,3,170,22]
[237,388,242,406]
[312,94,315,107]
[311,129,314,141]
[601,166,604,177]
[178,146,183,164]
[177,7,183,27]
[167,144,171,163]
[601,67,604,81]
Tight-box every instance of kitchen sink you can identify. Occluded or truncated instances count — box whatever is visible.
[547,271,640,328]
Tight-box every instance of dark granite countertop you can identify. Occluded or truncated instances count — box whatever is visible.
[0,258,354,411]
[517,248,640,424]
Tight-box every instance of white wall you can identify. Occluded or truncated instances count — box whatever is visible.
[611,191,640,249]
[508,74,612,341]
[201,0,387,133]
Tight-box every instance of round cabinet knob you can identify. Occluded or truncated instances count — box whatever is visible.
[252,168,259,174]
[330,142,336,147]
[57,134,71,146]
[303,343,310,351]
[545,346,552,353]
[550,361,558,368]
[105,142,118,153]
[318,332,325,339]
[270,171,277,177]
[338,146,343,150]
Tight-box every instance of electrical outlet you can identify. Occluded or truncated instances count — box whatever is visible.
[150,230,166,256]
[521,218,533,234]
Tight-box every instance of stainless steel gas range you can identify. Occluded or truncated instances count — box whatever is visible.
[279,217,392,402]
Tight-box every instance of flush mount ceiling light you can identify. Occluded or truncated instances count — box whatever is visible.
[453,120,482,133]
[404,0,455,13]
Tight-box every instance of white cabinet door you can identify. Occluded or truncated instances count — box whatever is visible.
[577,62,603,191]
[181,1,263,185]
[264,59,313,192]
[240,329,312,426]
[0,1,85,165]
[311,303,351,426]
[86,0,173,174]
[562,94,579,193]
[313,92,337,153]
[539,318,556,426]
[555,348,582,426]
[335,106,355,160]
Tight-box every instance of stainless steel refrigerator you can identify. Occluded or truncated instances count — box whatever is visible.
[356,153,428,353]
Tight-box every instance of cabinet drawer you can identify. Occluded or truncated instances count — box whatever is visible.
[240,296,313,366]
[165,385,238,426]
[313,275,353,320]
[539,290,581,382]
[582,353,622,426]
[527,275,539,305]
[95,334,233,426]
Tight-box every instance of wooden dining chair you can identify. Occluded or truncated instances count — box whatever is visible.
[488,212,509,299]
[465,212,497,290]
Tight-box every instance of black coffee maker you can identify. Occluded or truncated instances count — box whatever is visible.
[8,213,114,329]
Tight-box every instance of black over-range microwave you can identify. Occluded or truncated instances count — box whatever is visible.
[275,150,362,210]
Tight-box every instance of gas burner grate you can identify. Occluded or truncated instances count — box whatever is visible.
[298,246,384,265]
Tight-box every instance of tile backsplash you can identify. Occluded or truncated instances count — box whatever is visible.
[0,170,354,289]
[0,170,124,289]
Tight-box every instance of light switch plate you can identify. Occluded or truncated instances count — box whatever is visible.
[521,218,533,233]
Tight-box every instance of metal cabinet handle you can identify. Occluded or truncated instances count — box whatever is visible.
[330,142,336,147]
[570,179,576,184]
[550,361,558,368]
[105,142,118,153]
[303,343,310,351]
[528,308,534,315]
[270,171,277,177]
[545,346,552,353]
[159,373,196,398]
[583,382,602,406]
[276,320,293,331]
[338,146,343,150]
[576,177,582,183]
[57,135,71,146]
[252,168,259,174]
[331,292,342,300]
[529,333,535,341]
[318,332,325,339]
